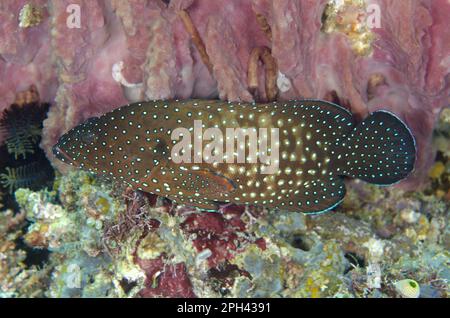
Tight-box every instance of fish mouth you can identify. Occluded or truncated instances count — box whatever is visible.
[52,144,76,166]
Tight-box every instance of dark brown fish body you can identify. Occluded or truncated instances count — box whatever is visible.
[53,99,416,214]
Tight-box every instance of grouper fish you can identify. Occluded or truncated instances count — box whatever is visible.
[52,99,416,214]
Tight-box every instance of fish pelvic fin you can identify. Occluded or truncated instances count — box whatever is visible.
[331,110,416,185]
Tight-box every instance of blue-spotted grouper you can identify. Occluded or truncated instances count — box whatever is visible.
[53,99,416,214]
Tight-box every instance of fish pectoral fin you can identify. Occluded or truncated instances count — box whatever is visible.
[297,177,346,215]
[181,169,237,197]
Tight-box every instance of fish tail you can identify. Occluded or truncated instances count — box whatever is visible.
[332,111,416,185]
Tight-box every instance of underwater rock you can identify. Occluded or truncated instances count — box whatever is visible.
[136,258,196,298]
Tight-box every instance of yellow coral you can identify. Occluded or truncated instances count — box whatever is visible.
[19,3,43,28]
[137,232,167,260]
[95,196,110,214]
[306,277,321,298]
[24,224,49,248]
[321,0,375,56]
[429,162,445,180]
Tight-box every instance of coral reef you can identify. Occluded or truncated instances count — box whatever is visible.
[0,0,449,299]
[0,209,50,297]
[14,172,121,297]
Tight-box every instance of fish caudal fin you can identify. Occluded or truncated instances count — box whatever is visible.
[331,111,416,185]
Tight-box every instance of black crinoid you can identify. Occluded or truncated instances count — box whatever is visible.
[0,97,54,210]
[0,103,45,160]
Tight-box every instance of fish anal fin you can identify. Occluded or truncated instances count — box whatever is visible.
[295,177,346,215]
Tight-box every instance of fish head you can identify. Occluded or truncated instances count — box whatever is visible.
[53,108,172,184]
[52,117,100,169]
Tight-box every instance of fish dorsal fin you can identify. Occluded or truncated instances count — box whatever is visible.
[293,177,346,215]
[299,99,354,123]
